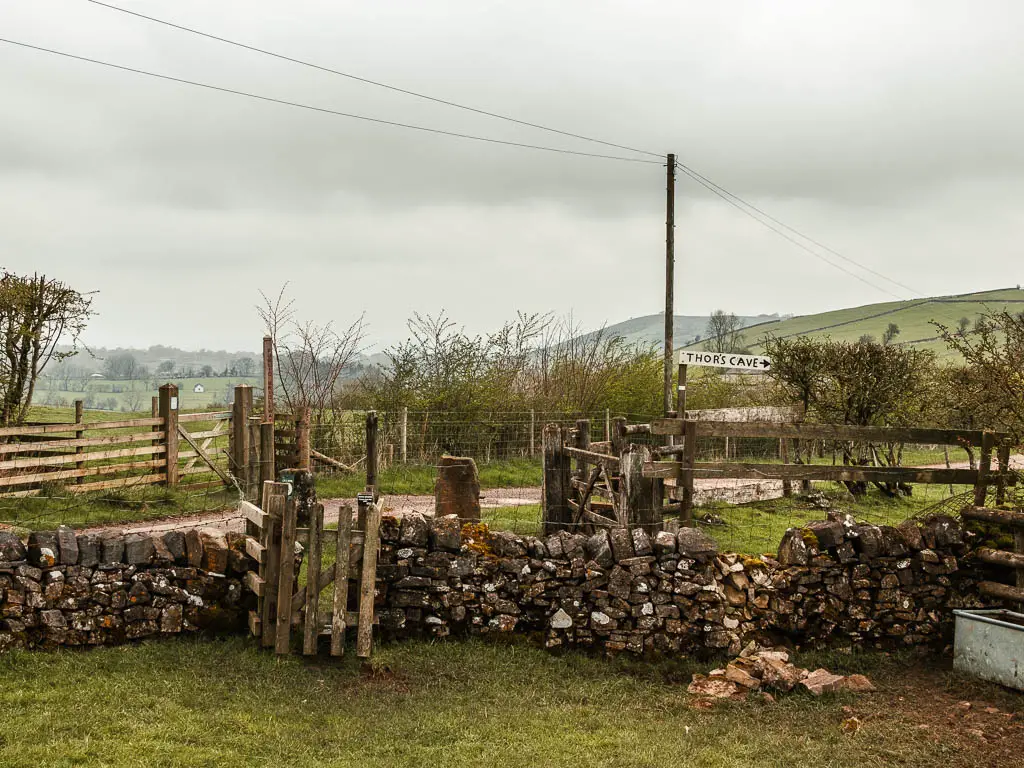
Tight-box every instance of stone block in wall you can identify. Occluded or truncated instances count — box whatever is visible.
[429,515,462,553]
[199,529,228,574]
[76,534,100,567]
[805,521,843,550]
[585,530,613,568]
[185,529,203,568]
[124,535,154,565]
[100,534,124,565]
[399,513,429,548]
[896,520,924,550]
[27,532,58,568]
[653,531,676,557]
[609,528,634,562]
[162,531,186,563]
[631,528,653,557]
[151,535,174,563]
[676,528,717,555]
[56,526,78,565]
[0,531,26,564]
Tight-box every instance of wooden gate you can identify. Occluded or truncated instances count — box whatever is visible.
[242,480,381,656]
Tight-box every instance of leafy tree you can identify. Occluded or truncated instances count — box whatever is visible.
[882,322,901,346]
[156,360,175,376]
[703,310,748,354]
[0,272,93,425]
[934,311,1024,440]
[858,334,876,344]
[102,353,146,381]
[957,316,971,337]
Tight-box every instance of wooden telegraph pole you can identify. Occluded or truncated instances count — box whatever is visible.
[663,153,676,417]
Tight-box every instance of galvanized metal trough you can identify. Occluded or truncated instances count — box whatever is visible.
[953,608,1024,691]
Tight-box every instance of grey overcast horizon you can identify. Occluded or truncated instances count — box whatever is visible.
[3,0,1022,354]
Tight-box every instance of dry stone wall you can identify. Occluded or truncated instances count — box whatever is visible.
[0,511,994,657]
[0,526,251,652]
[375,512,989,656]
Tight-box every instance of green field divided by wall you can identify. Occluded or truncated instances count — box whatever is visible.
[33,376,261,413]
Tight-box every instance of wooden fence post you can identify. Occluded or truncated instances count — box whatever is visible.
[262,335,274,423]
[365,410,378,491]
[259,422,275,488]
[74,399,84,486]
[620,443,659,530]
[261,481,288,649]
[574,419,591,482]
[400,406,408,463]
[680,420,698,527]
[974,430,995,507]
[296,406,311,471]
[996,440,1011,506]
[529,409,536,457]
[542,424,571,535]
[611,416,627,456]
[232,385,253,494]
[275,493,298,654]
[158,384,179,487]
[779,438,793,498]
[605,409,611,442]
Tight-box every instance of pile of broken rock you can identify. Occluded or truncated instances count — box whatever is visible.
[687,642,876,700]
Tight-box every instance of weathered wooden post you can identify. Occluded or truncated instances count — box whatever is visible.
[611,416,628,456]
[619,443,660,530]
[974,430,995,507]
[158,383,179,487]
[529,409,536,457]
[232,384,253,494]
[574,419,591,482]
[605,409,611,442]
[400,406,408,463]
[542,424,571,535]
[259,422,275,487]
[779,437,793,498]
[995,440,1011,506]
[262,335,274,423]
[359,410,379,531]
[74,399,84,486]
[680,420,698,527]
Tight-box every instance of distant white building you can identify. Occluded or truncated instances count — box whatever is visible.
[193,383,205,394]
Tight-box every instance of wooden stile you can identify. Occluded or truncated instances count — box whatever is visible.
[275,491,299,654]
[331,503,354,656]
[356,501,382,658]
[302,503,324,655]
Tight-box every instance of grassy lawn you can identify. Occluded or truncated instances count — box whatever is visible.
[0,487,240,531]
[701,487,971,556]
[316,458,543,499]
[0,636,1020,768]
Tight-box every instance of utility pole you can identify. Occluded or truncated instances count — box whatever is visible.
[663,153,676,416]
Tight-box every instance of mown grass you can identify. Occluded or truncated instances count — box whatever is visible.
[700,487,967,556]
[0,636,1011,768]
[0,487,240,531]
[316,458,543,499]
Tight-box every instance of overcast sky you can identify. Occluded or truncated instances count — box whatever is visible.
[3,0,1023,353]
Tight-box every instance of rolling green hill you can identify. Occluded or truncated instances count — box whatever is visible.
[604,287,1024,358]
[720,287,1024,357]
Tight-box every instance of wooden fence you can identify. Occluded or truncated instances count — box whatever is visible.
[543,416,1015,534]
[0,383,260,499]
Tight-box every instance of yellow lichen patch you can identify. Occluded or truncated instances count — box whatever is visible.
[799,528,819,549]
[461,522,494,556]
[740,555,766,570]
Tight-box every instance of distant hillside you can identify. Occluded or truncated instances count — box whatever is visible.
[594,313,781,348]
[681,287,1024,358]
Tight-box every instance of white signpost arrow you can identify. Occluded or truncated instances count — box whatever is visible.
[677,350,773,372]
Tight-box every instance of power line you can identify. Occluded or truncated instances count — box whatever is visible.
[675,163,907,300]
[674,160,921,296]
[0,38,664,165]
[85,0,663,161]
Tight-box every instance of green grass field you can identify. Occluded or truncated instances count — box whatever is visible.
[683,286,1024,358]
[0,636,1020,768]
[33,376,260,413]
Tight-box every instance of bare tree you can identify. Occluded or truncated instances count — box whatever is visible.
[258,284,365,419]
[703,310,748,353]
